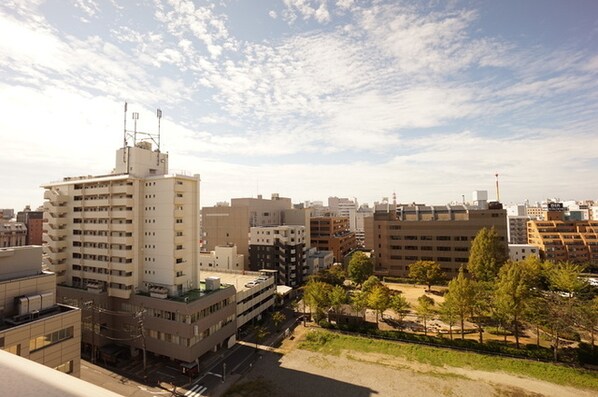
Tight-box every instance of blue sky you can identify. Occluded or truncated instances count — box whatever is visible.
[1,0,597,210]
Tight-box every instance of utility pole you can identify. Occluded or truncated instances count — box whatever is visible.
[84,301,96,364]
[135,309,147,381]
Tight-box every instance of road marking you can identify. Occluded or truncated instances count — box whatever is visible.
[184,384,207,397]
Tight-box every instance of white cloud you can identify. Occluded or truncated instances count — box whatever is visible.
[268,10,277,19]
[283,0,331,24]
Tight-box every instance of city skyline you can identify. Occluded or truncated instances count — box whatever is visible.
[2,1,597,211]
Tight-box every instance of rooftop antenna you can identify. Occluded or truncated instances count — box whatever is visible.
[495,173,500,202]
[132,111,139,145]
[156,109,162,165]
[122,104,162,152]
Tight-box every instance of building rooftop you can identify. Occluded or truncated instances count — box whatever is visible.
[0,304,79,332]
[200,270,273,292]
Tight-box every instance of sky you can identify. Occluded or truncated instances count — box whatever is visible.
[1,0,598,211]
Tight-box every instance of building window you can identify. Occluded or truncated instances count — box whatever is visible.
[29,327,74,352]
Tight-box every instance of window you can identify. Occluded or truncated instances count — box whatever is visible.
[29,327,74,352]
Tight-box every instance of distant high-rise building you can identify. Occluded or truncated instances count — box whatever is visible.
[508,216,529,244]
[328,197,358,231]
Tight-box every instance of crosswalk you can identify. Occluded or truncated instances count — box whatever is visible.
[184,384,207,397]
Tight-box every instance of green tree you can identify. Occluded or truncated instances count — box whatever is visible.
[576,296,598,351]
[467,227,508,282]
[303,280,333,323]
[368,285,391,323]
[329,285,348,314]
[390,294,410,321]
[348,251,374,285]
[523,295,548,347]
[312,264,346,286]
[361,275,382,294]
[494,258,541,348]
[438,299,458,340]
[470,280,493,344]
[416,295,435,336]
[408,260,443,291]
[544,262,588,360]
[350,290,369,313]
[272,311,286,332]
[445,267,475,339]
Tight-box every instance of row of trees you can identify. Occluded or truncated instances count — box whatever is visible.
[303,227,597,362]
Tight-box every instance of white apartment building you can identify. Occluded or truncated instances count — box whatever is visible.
[41,138,236,366]
[42,141,200,298]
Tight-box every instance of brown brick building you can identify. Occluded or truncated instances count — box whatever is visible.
[527,209,598,265]
[310,217,357,262]
[17,207,44,245]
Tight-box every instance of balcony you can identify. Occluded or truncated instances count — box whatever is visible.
[111,184,134,195]
[44,188,67,205]
[82,186,110,195]
[44,260,66,274]
[81,198,110,207]
[149,286,168,299]
[111,197,133,207]
[109,209,132,219]
[44,237,67,251]
[43,226,67,238]
[109,274,134,285]
[111,223,134,233]
[109,287,132,299]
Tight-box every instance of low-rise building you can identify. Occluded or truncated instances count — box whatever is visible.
[0,221,27,247]
[201,270,276,331]
[508,244,539,262]
[0,246,81,376]
[305,248,334,276]
[198,244,244,271]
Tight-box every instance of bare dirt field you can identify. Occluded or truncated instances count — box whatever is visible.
[232,325,598,397]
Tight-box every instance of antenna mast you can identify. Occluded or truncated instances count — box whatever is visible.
[495,173,500,202]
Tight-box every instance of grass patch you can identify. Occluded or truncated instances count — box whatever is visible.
[299,330,598,390]
[222,377,274,397]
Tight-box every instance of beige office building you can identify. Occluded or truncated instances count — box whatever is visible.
[201,194,310,268]
[0,246,81,376]
[365,204,508,277]
[42,140,236,366]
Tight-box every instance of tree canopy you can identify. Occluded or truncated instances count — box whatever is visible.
[348,251,374,285]
[445,267,475,339]
[494,258,542,347]
[467,227,508,282]
[408,260,443,291]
